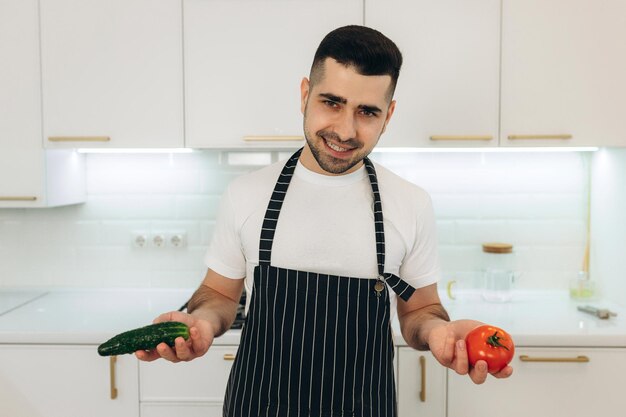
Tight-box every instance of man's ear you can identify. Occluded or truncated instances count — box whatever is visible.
[381,100,396,134]
[300,77,310,115]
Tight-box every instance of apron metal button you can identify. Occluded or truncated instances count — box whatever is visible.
[374,280,385,294]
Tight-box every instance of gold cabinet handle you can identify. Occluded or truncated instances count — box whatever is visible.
[446,280,456,301]
[507,134,572,140]
[419,355,426,402]
[243,135,304,142]
[48,136,111,142]
[223,353,236,361]
[519,355,590,363]
[109,356,118,399]
[430,135,493,141]
[0,196,37,201]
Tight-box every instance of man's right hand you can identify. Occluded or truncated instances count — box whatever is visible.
[135,310,214,362]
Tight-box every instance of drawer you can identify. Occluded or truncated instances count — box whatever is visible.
[141,402,222,417]
[139,345,238,401]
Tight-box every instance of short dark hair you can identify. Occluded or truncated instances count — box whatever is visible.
[309,25,403,99]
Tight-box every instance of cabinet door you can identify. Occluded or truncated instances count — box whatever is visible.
[0,345,139,417]
[0,0,84,207]
[448,347,626,417]
[183,0,362,148]
[0,0,45,205]
[139,345,238,406]
[397,348,446,417]
[501,0,626,147]
[366,0,500,148]
[40,0,184,149]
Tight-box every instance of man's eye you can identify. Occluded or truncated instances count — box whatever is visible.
[360,110,377,118]
[324,100,339,108]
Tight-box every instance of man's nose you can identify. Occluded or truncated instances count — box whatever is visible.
[334,111,357,141]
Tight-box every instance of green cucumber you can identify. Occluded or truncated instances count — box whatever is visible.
[97,321,190,356]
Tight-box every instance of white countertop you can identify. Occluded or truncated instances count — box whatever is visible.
[0,288,196,344]
[0,290,48,315]
[437,290,626,347]
[0,288,624,348]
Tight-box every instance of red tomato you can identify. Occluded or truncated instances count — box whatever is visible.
[465,325,515,373]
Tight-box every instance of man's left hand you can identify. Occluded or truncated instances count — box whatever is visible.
[427,319,514,384]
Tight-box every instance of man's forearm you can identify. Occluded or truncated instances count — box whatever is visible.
[400,303,451,351]
[186,284,239,338]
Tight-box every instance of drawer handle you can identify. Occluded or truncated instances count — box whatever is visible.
[0,196,37,201]
[430,135,492,141]
[243,135,304,142]
[109,356,118,400]
[519,355,590,363]
[419,355,426,402]
[48,136,111,142]
[507,134,572,140]
[223,353,236,361]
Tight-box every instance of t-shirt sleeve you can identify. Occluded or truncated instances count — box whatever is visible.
[203,185,246,279]
[399,192,442,289]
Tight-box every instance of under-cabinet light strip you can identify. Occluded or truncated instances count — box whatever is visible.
[76,148,194,154]
[372,147,598,153]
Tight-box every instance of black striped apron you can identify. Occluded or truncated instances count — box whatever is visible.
[223,148,416,417]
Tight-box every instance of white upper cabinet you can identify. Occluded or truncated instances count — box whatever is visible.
[40,0,184,149]
[501,0,626,147]
[366,0,501,148]
[183,0,363,148]
[0,0,84,208]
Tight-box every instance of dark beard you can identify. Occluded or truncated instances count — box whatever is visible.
[306,133,364,174]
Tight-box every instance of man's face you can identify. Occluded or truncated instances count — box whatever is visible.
[299,58,396,175]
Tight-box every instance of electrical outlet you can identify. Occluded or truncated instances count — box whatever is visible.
[169,232,187,248]
[131,232,148,248]
[152,234,166,248]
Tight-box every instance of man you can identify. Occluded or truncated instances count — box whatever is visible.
[137,25,513,416]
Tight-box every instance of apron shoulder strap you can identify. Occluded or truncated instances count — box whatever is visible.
[364,158,416,302]
[258,148,302,265]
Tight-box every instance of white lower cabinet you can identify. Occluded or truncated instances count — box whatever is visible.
[139,345,238,415]
[141,403,222,417]
[0,345,139,417]
[448,347,626,417]
[397,348,447,417]
[2,343,623,417]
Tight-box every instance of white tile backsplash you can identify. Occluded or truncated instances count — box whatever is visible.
[590,148,626,306]
[0,149,592,292]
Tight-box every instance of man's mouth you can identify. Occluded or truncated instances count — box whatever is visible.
[326,139,348,152]
[323,136,355,154]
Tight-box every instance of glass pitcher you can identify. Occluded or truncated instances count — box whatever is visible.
[481,243,516,302]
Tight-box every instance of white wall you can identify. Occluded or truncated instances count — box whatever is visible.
[0,149,589,292]
[590,148,626,307]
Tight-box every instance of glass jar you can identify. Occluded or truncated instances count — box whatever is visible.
[481,242,515,302]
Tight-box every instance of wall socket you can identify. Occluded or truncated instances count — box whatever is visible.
[131,231,187,249]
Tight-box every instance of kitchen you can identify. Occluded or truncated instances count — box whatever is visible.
[1,0,625,416]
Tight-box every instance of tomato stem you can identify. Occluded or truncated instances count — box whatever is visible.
[486,331,510,350]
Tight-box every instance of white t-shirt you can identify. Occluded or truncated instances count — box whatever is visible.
[204,157,441,316]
